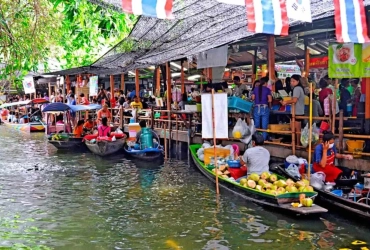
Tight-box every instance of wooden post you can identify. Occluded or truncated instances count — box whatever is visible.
[164,123,167,159]
[119,107,124,130]
[365,78,370,119]
[332,79,338,133]
[291,103,296,155]
[48,82,51,99]
[156,67,161,95]
[339,110,344,153]
[75,75,80,102]
[207,68,213,80]
[166,62,171,110]
[135,69,140,96]
[66,75,70,93]
[110,75,114,97]
[252,48,257,83]
[267,35,276,91]
[304,40,310,77]
[121,74,125,92]
[181,61,185,94]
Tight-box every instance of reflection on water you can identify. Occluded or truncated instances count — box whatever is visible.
[0,127,369,249]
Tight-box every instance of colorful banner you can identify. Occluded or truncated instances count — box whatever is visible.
[361,43,370,77]
[328,43,362,78]
[89,76,99,96]
[310,56,329,69]
[22,77,35,94]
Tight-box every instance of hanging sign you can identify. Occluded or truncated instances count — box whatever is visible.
[22,77,36,94]
[328,43,362,78]
[201,93,228,139]
[89,76,99,96]
[310,56,328,69]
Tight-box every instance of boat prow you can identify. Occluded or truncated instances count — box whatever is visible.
[84,134,126,156]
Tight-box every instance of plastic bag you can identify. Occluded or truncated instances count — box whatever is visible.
[310,172,326,190]
[112,136,116,141]
[232,118,247,139]
[115,128,123,134]
[240,119,256,146]
[300,123,320,148]
[286,164,301,179]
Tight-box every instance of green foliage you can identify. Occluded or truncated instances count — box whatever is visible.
[0,0,136,87]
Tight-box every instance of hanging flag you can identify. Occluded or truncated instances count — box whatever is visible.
[246,0,289,36]
[217,0,244,5]
[334,0,370,43]
[121,0,174,19]
[286,0,312,23]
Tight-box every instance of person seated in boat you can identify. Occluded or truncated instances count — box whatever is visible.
[136,120,157,144]
[56,112,64,124]
[97,104,112,124]
[73,120,85,138]
[98,117,111,137]
[83,116,95,133]
[238,133,270,175]
[313,131,353,182]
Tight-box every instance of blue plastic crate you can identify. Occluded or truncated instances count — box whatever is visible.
[228,97,253,113]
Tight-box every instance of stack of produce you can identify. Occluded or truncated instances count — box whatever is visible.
[238,172,314,198]
[211,165,231,179]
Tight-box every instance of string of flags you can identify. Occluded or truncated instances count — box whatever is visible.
[120,0,370,44]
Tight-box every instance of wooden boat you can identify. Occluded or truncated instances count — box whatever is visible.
[47,133,86,150]
[270,164,370,221]
[190,144,327,215]
[124,144,163,160]
[0,98,49,132]
[84,134,126,156]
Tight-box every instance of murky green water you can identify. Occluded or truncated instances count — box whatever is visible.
[0,126,369,250]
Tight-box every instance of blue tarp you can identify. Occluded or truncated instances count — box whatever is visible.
[42,103,101,113]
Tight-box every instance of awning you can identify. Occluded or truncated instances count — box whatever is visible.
[42,103,102,113]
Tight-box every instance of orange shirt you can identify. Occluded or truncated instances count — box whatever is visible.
[97,109,112,121]
[73,125,84,137]
[83,121,94,130]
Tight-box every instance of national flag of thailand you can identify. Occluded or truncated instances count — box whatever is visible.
[122,0,174,19]
[246,0,289,36]
[334,0,370,43]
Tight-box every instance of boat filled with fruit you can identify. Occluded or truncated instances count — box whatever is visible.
[190,144,327,215]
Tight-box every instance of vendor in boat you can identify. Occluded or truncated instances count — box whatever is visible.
[98,117,111,137]
[313,131,353,182]
[238,133,270,175]
[97,104,112,124]
[136,120,157,144]
[73,120,85,138]
[83,116,95,133]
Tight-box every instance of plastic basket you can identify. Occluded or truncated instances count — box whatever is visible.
[228,97,253,113]
[227,160,241,168]
[331,190,343,197]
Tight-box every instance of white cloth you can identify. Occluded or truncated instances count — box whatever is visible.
[201,93,228,139]
[197,46,228,69]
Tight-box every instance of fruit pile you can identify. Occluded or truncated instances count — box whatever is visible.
[51,134,63,141]
[238,172,314,197]
[211,165,230,179]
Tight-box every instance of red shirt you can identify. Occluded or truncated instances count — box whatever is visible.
[110,97,116,108]
[319,88,333,103]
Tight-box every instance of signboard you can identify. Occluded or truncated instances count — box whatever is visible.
[89,76,99,96]
[275,64,301,78]
[22,77,35,94]
[328,43,362,78]
[310,56,328,69]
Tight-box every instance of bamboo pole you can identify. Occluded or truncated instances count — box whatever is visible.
[307,82,313,181]
[291,103,296,155]
[181,61,185,94]
[164,123,167,159]
[211,89,219,195]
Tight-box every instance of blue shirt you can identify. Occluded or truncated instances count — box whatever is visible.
[129,90,136,99]
[314,144,337,163]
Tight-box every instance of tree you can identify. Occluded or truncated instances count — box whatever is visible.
[0,0,136,87]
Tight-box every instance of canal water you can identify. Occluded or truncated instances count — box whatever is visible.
[0,126,369,250]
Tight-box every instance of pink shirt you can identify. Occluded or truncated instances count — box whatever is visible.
[98,125,111,137]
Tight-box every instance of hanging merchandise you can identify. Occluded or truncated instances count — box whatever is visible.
[245,0,289,36]
[121,0,174,19]
[333,0,370,43]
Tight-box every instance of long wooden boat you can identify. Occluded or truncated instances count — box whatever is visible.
[2,120,45,132]
[190,144,327,215]
[47,133,86,150]
[270,164,370,221]
[85,134,126,156]
[0,98,49,133]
